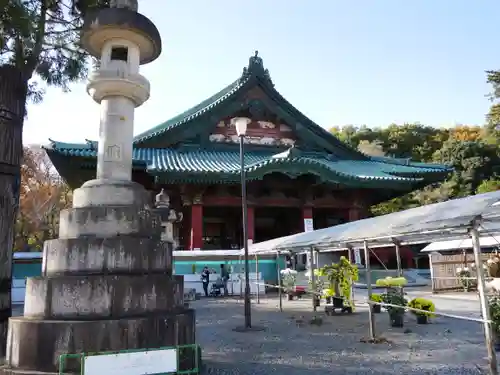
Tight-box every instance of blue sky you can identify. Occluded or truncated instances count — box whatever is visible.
[23,0,500,145]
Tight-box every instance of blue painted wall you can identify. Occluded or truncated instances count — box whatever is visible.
[11,258,286,284]
[13,262,42,279]
[174,259,285,283]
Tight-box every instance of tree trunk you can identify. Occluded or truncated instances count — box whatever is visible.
[0,65,27,359]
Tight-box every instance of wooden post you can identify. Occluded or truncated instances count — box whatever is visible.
[394,241,403,277]
[471,220,498,375]
[276,251,283,312]
[364,240,376,340]
[347,246,355,309]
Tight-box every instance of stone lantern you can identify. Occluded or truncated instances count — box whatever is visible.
[154,189,183,248]
[0,1,198,374]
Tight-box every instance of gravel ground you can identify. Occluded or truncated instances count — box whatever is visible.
[194,296,492,375]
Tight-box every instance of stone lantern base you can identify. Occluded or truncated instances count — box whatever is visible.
[0,184,199,374]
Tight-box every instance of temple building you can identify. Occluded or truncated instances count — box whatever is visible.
[45,52,450,255]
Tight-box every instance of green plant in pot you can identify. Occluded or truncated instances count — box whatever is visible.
[488,295,500,351]
[456,266,476,292]
[309,275,324,307]
[280,268,298,300]
[381,290,407,327]
[317,256,358,310]
[408,298,435,324]
[323,288,335,304]
[370,293,383,314]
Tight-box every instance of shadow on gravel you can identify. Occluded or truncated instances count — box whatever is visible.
[201,359,484,375]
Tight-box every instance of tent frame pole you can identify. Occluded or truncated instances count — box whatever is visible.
[364,240,376,340]
[470,217,498,375]
[276,251,283,312]
[255,254,260,304]
[347,246,355,309]
[310,246,317,312]
[394,239,403,277]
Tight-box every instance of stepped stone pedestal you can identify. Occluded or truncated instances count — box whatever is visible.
[1,181,198,374]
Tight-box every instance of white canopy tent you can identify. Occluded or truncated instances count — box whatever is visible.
[421,236,500,253]
[246,190,500,255]
[242,190,500,375]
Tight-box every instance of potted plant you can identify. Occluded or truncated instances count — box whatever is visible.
[323,288,335,304]
[280,268,298,300]
[381,290,407,327]
[370,293,383,314]
[456,267,477,292]
[317,256,358,311]
[309,274,324,307]
[408,298,435,324]
[375,276,408,288]
[489,295,500,350]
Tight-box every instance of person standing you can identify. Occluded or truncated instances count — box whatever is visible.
[220,264,230,296]
[201,266,211,297]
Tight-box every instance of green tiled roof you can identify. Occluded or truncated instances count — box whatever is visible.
[132,52,364,160]
[45,140,450,187]
[45,52,452,189]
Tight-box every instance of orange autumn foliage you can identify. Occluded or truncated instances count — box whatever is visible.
[15,147,71,251]
[449,125,484,142]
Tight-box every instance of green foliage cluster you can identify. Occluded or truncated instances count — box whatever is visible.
[1,0,109,103]
[408,298,436,317]
[317,256,358,307]
[380,290,407,315]
[489,296,500,333]
[330,120,500,215]
[369,293,383,303]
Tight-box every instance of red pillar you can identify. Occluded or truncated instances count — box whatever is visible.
[190,204,203,250]
[247,206,255,245]
[302,207,313,232]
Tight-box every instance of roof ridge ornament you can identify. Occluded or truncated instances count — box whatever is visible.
[240,50,274,86]
[271,145,301,160]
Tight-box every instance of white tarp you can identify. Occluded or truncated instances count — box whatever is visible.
[421,235,500,253]
[246,190,500,255]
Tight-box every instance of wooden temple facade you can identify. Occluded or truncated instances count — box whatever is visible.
[45,52,450,262]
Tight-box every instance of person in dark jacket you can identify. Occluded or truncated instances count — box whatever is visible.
[201,266,211,297]
[220,264,230,296]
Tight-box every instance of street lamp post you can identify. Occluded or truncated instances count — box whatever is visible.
[233,117,252,329]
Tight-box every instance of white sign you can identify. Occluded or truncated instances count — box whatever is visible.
[303,218,314,232]
[354,249,362,265]
[83,348,177,375]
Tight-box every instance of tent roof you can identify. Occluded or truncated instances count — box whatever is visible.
[247,190,500,254]
[420,235,500,253]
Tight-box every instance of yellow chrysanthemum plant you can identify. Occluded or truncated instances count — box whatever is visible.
[317,256,359,310]
[408,298,436,318]
[375,277,408,287]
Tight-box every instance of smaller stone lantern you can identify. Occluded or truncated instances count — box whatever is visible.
[154,189,183,248]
